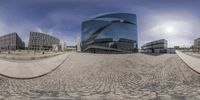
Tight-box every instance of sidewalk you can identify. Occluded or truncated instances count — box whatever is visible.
[176,50,200,73]
[0,52,72,79]
[0,52,64,60]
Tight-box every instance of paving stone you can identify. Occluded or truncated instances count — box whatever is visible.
[0,53,200,99]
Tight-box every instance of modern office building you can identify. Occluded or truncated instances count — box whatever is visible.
[81,13,138,53]
[194,38,200,52]
[141,39,168,53]
[28,32,60,50]
[0,32,25,50]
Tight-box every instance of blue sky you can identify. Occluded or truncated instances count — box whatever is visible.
[0,0,200,47]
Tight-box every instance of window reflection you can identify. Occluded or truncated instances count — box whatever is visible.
[81,13,138,53]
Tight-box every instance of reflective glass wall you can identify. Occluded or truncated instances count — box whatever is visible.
[81,13,138,53]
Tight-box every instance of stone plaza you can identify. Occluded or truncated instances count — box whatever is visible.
[0,52,200,100]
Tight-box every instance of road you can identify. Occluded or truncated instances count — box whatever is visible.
[0,53,200,100]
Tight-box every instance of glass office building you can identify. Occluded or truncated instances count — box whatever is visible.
[81,13,138,53]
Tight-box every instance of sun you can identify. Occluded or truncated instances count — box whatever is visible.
[165,26,175,33]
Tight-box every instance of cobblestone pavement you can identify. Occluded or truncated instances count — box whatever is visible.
[0,53,200,100]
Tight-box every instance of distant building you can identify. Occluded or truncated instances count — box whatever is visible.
[67,46,76,51]
[81,13,138,53]
[28,32,60,50]
[76,37,81,52]
[0,32,25,50]
[52,42,67,52]
[60,42,67,51]
[52,44,59,52]
[194,38,200,53]
[174,46,180,50]
[167,48,176,54]
[141,39,168,53]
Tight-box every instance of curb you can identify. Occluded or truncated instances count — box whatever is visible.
[0,53,64,61]
[176,50,200,74]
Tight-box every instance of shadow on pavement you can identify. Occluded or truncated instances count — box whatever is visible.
[141,53,164,56]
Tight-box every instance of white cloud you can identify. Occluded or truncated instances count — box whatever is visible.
[0,18,9,35]
[33,27,53,35]
[139,12,200,48]
[34,27,43,33]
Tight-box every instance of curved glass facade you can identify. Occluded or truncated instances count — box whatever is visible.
[81,13,138,53]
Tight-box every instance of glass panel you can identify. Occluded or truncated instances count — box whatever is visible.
[81,13,138,53]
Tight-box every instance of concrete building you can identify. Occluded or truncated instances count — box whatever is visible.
[81,13,138,53]
[194,38,200,53]
[76,37,81,52]
[28,32,60,50]
[141,39,168,53]
[52,44,59,52]
[52,42,67,52]
[0,32,25,50]
[60,42,67,51]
